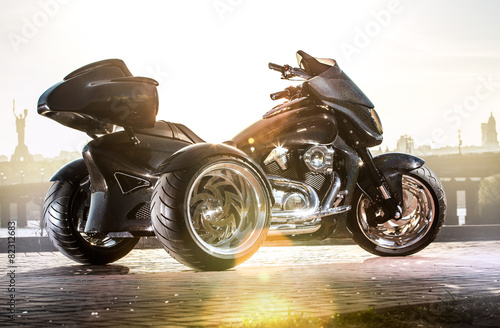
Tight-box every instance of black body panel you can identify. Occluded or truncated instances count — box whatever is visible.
[357,152,425,206]
[304,61,374,108]
[135,120,204,144]
[81,122,194,234]
[37,59,159,134]
[325,100,383,148]
[232,106,338,162]
[302,62,382,148]
[50,158,88,183]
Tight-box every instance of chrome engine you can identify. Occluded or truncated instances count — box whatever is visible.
[265,145,351,236]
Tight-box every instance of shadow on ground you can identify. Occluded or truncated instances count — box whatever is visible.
[20,264,130,277]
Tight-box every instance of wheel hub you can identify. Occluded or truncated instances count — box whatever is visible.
[200,198,225,222]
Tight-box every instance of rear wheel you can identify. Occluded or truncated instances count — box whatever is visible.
[349,165,446,256]
[151,155,271,271]
[43,169,139,265]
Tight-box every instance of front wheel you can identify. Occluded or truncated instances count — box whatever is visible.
[151,155,271,271]
[349,165,446,256]
[43,171,140,265]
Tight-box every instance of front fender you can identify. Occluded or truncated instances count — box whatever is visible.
[50,158,88,183]
[359,152,424,204]
[372,152,424,172]
[155,143,274,204]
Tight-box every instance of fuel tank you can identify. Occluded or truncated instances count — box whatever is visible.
[232,106,337,161]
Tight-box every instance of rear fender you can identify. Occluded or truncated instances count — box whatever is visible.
[156,143,274,204]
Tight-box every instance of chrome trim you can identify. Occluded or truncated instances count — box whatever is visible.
[334,190,348,207]
[107,231,134,238]
[268,221,322,236]
[303,145,334,173]
[268,175,351,236]
[268,205,351,236]
[269,177,320,220]
[378,185,391,200]
[114,172,151,194]
[322,173,341,211]
[264,147,289,170]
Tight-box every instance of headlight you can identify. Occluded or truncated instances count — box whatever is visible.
[370,108,383,135]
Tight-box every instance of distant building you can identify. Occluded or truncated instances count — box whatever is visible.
[383,113,500,156]
[396,135,414,154]
[481,113,499,147]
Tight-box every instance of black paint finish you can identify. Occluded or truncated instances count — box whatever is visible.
[232,106,338,162]
[38,59,159,134]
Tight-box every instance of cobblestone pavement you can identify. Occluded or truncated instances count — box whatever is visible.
[2,241,500,327]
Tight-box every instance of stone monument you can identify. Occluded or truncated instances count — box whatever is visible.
[11,99,34,162]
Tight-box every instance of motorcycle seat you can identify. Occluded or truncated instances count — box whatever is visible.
[135,120,205,144]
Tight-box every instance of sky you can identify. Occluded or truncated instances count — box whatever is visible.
[1,0,500,157]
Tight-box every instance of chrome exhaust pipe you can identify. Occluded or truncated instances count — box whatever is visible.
[268,174,350,236]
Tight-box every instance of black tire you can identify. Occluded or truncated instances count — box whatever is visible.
[151,155,271,271]
[43,170,140,265]
[348,165,446,256]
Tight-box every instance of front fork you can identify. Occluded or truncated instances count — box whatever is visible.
[357,148,402,223]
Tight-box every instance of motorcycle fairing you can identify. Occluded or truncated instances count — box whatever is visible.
[37,59,159,134]
[81,125,194,234]
[298,58,382,148]
[304,64,374,109]
[324,100,383,148]
[296,50,335,77]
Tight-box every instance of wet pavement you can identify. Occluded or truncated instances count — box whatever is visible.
[2,240,500,327]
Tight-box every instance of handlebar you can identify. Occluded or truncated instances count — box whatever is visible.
[269,86,301,101]
[268,62,311,80]
[270,90,289,101]
[268,62,285,73]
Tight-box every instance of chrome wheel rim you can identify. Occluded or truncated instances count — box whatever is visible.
[186,161,268,259]
[72,176,121,248]
[357,175,435,249]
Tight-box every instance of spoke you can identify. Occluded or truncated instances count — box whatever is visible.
[186,161,267,258]
[357,175,435,249]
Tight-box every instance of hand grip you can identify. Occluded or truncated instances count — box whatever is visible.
[268,62,285,73]
[270,90,288,101]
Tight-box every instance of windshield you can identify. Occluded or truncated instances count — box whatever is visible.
[304,58,374,109]
[296,50,336,76]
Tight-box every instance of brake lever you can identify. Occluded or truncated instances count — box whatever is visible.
[281,65,311,80]
[281,65,293,79]
[281,78,306,82]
